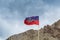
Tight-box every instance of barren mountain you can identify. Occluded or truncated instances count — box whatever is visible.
[7,20,60,40]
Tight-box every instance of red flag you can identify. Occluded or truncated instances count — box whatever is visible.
[24,16,39,25]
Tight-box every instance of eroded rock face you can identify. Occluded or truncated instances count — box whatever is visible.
[7,20,60,40]
[7,29,38,40]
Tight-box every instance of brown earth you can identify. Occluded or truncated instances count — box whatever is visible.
[7,20,60,40]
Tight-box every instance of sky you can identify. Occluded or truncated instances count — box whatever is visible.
[0,0,60,40]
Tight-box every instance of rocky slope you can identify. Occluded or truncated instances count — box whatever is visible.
[7,20,60,40]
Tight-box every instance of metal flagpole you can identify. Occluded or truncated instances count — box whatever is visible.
[38,25,39,40]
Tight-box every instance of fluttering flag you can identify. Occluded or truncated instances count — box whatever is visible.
[24,16,39,25]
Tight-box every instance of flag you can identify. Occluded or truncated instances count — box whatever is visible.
[24,16,39,25]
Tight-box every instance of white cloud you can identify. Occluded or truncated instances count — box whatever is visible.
[0,37,4,40]
[0,0,60,40]
[40,6,60,28]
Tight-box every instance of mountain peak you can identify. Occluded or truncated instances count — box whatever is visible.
[7,20,60,40]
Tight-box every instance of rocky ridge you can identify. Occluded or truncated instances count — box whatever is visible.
[7,20,60,40]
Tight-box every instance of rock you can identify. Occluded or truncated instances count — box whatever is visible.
[7,20,60,40]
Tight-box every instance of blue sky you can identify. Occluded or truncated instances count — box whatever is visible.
[0,0,60,40]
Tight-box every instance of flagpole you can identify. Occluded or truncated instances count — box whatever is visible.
[38,25,39,40]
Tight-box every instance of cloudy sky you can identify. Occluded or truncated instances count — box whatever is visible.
[0,0,60,40]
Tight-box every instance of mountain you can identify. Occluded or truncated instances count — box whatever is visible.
[7,20,60,40]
